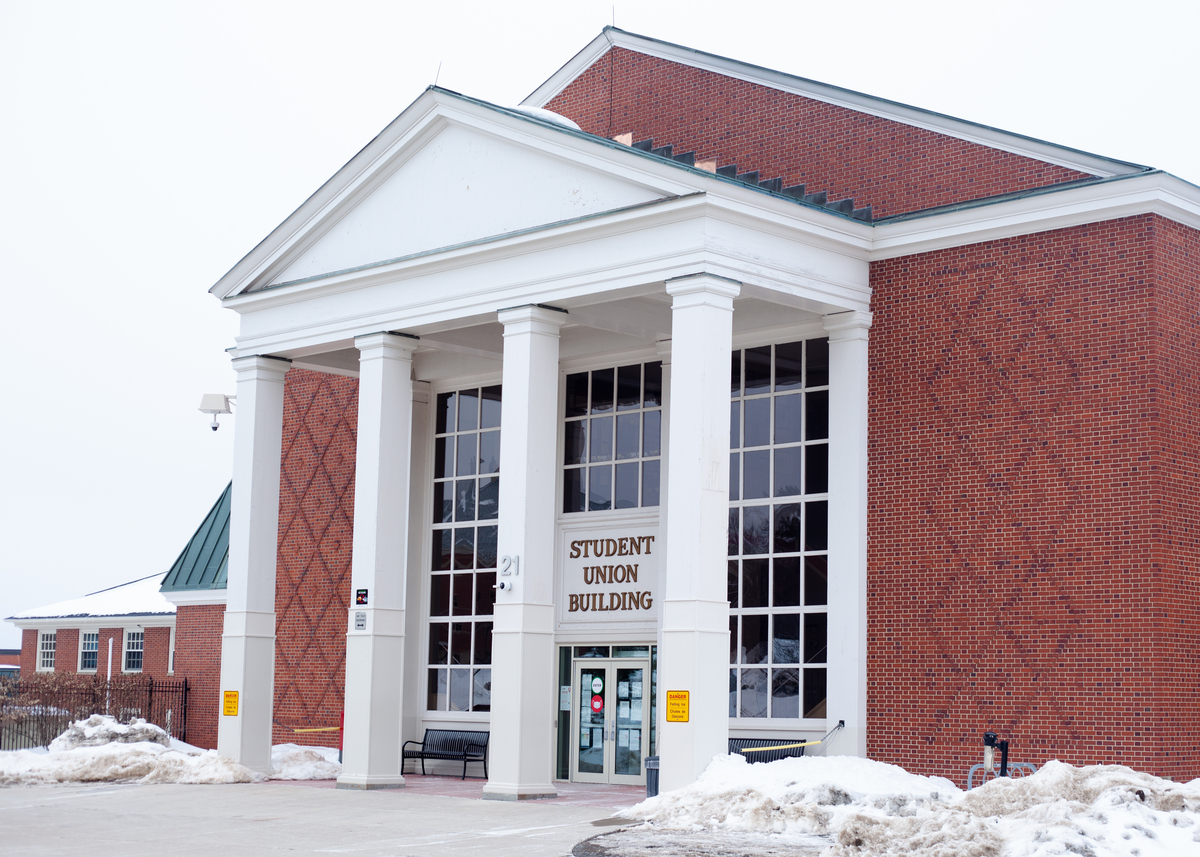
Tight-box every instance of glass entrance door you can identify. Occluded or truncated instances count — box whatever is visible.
[572,658,649,784]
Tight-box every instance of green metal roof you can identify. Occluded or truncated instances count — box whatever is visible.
[160,482,230,592]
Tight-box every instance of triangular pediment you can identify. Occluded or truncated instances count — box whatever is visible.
[263,115,667,289]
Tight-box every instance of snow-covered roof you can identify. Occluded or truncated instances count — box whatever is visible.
[6,573,175,623]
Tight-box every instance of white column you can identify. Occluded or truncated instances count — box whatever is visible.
[482,304,568,801]
[822,310,872,758]
[659,274,739,793]
[338,332,418,789]
[218,354,290,773]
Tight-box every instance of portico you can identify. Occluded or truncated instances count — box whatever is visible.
[210,86,872,794]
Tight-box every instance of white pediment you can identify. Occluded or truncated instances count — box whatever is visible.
[270,122,666,286]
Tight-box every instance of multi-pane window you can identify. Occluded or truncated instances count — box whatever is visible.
[125,631,144,672]
[39,632,56,670]
[429,386,499,712]
[80,632,99,671]
[563,362,663,513]
[728,339,829,721]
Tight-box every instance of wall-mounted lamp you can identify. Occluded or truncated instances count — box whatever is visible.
[198,394,235,431]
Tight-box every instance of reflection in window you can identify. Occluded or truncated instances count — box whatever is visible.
[729,339,829,720]
[430,385,499,712]
[563,362,663,513]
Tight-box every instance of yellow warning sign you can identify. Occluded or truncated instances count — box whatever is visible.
[665,690,689,722]
[223,690,239,716]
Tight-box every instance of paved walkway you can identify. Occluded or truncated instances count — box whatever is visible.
[0,777,648,857]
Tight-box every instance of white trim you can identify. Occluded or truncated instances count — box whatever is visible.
[522,28,1145,179]
[9,614,177,629]
[870,171,1200,260]
[123,629,145,674]
[37,630,56,672]
[161,589,228,607]
[211,88,872,302]
[78,630,100,673]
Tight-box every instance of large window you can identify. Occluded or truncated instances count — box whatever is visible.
[429,386,499,712]
[563,362,662,513]
[39,632,56,671]
[728,339,829,721]
[80,632,98,671]
[124,631,144,672]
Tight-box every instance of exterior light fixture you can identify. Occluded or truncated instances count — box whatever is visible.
[198,393,235,431]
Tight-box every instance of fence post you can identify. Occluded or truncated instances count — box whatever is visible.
[180,678,188,744]
[147,674,154,724]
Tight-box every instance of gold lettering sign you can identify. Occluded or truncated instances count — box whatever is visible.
[569,536,655,559]
[565,534,655,614]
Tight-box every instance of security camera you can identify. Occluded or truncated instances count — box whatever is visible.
[199,393,235,432]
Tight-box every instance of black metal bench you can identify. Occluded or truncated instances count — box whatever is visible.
[402,729,489,779]
[729,737,810,763]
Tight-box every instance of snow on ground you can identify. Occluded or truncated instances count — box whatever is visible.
[270,743,341,780]
[1,714,264,786]
[0,714,343,786]
[50,713,171,750]
[621,754,1200,857]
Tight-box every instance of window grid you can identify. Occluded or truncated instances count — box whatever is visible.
[81,632,99,671]
[562,362,663,513]
[125,631,144,672]
[39,632,56,670]
[728,339,830,721]
[429,385,500,712]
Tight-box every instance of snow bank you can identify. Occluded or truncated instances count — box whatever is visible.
[49,714,170,751]
[0,742,264,786]
[0,716,347,786]
[270,743,341,780]
[622,755,1200,857]
[1,714,263,786]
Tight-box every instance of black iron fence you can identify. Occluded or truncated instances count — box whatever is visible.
[0,674,188,750]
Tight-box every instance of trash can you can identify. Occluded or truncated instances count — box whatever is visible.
[645,756,660,798]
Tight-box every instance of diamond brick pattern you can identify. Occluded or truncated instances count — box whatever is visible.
[868,215,1200,783]
[273,368,359,746]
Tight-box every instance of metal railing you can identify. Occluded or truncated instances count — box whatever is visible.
[0,675,188,750]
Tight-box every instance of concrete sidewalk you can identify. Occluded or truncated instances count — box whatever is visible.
[0,780,642,857]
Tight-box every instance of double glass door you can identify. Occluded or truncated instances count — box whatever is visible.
[573,658,649,784]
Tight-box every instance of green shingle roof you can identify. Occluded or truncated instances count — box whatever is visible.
[160,482,230,592]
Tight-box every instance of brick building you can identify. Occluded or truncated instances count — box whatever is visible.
[195,27,1197,793]
[9,574,176,681]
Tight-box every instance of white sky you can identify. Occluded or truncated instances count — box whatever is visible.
[2,0,1196,648]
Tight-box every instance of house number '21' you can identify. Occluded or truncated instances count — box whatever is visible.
[494,555,520,590]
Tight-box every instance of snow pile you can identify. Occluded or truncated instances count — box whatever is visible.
[0,714,264,786]
[270,743,341,780]
[49,714,170,751]
[622,754,1200,857]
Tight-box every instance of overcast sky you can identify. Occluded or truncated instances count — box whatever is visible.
[2,0,1196,648]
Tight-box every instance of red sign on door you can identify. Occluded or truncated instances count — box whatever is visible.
[591,694,604,713]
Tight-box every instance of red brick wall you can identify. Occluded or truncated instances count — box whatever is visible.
[20,628,36,674]
[56,629,79,673]
[547,47,1090,219]
[142,627,172,679]
[272,368,358,747]
[174,604,226,749]
[867,214,1200,782]
[98,628,124,677]
[1146,217,1200,781]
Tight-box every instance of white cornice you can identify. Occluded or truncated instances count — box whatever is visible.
[160,590,228,607]
[522,28,1146,179]
[870,171,1200,260]
[212,86,882,301]
[8,614,176,629]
